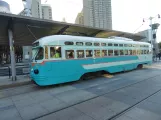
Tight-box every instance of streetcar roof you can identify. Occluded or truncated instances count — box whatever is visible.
[33,35,151,46]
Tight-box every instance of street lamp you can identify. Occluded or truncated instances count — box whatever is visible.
[143,14,160,57]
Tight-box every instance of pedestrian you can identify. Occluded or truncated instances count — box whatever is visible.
[159,52,161,60]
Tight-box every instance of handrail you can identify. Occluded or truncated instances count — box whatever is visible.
[0,63,30,78]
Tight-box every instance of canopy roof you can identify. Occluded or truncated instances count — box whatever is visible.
[0,12,145,45]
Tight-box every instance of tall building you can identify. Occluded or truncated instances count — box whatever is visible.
[31,0,42,18]
[83,0,112,29]
[20,0,32,16]
[20,1,52,20]
[0,0,10,13]
[20,0,42,18]
[42,4,52,20]
[75,10,84,25]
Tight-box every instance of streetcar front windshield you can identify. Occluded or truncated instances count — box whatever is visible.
[32,47,44,61]
[32,48,39,60]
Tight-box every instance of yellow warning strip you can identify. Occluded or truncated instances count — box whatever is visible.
[103,74,113,78]
[144,65,161,69]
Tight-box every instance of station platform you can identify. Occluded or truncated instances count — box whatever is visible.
[0,75,31,90]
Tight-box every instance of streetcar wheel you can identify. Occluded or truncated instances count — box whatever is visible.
[137,64,143,69]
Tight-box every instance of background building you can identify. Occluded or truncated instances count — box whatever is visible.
[0,0,10,13]
[20,0,32,16]
[137,29,151,42]
[20,0,52,20]
[42,4,52,20]
[31,0,42,18]
[20,0,42,18]
[75,10,84,25]
[137,29,159,54]
[83,0,112,29]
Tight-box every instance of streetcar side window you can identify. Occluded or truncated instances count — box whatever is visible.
[132,50,136,55]
[64,41,74,45]
[85,42,92,46]
[114,50,119,56]
[101,43,106,46]
[120,50,124,55]
[150,50,152,54]
[114,44,118,47]
[144,50,147,54]
[66,50,74,59]
[86,50,93,57]
[147,50,149,54]
[108,43,113,46]
[77,50,84,58]
[94,43,100,46]
[76,42,83,46]
[137,50,141,55]
[94,50,100,57]
[108,50,113,56]
[119,44,123,47]
[102,50,107,57]
[50,46,61,58]
[124,50,128,55]
[129,50,132,55]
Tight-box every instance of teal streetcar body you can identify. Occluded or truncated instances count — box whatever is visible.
[30,35,152,86]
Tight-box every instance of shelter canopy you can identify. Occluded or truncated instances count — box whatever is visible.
[0,12,145,46]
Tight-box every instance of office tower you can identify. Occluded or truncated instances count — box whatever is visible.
[83,0,112,29]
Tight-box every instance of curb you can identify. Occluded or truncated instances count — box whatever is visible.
[0,81,33,90]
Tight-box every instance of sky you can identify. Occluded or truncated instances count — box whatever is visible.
[5,0,161,42]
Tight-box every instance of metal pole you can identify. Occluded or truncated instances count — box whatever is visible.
[8,66,10,79]
[149,17,154,61]
[149,17,153,48]
[8,29,16,81]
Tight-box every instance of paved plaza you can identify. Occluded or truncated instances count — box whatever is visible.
[0,62,161,120]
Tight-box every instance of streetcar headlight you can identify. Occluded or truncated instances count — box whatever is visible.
[34,69,39,74]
